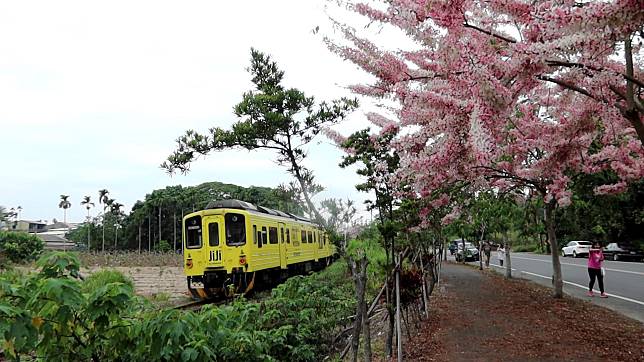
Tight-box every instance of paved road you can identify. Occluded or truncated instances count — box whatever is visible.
[460,252,644,323]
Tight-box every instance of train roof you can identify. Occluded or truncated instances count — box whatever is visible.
[205,199,313,223]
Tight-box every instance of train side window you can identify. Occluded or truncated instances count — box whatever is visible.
[307,231,313,244]
[280,228,285,244]
[208,223,219,247]
[253,225,257,244]
[269,227,278,244]
[286,229,290,244]
[262,227,267,245]
[301,231,306,244]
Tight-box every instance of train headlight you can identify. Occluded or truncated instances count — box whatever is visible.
[239,256,247,265]
[186,259,193,268]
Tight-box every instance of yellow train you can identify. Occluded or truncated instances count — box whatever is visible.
[182,199,336,299]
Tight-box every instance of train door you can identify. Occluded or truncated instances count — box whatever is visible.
[203,215,224,266]
[278,222,287,269]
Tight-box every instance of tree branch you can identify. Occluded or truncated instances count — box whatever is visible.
[463,22,517,44]
[537,75,598,101]
[545,59,644,89]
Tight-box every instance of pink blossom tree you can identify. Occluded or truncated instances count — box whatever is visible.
[328,0,643,298]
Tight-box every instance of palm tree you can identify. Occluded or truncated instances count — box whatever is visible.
[102,198,114,252]
[81,196,95,250]
[114,223,122,250]
[98,189,109,252]
[58,195,71,224]
[58,195,72,251]
[110,202,123,249]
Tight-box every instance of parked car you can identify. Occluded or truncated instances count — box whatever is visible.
[602,243,644,262]
[561,241,592,258]
[455,242,480,262]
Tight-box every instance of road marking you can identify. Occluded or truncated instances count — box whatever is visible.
[490,263,516,271]
[511,256,644,276]
[520,270,644,307]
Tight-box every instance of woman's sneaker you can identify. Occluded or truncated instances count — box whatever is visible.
[600,293,608,298]
[587,291,594,297]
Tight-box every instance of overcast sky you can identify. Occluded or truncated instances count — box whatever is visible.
[0,0,401,223]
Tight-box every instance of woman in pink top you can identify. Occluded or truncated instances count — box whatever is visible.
[587,242,607,298]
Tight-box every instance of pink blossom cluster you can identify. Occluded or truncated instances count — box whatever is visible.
[327,0,643,226]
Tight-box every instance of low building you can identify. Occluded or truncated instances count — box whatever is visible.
[37,233,76,250]
[9,220,47,233]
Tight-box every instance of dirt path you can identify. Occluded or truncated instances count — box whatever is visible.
[404,262,644,361]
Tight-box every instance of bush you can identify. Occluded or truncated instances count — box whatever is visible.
[154,240,172,253]
[82,269,134,293]
[0,252,356,361]
[0,231,44,263]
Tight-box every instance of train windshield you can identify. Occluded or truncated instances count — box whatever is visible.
[185,215,202,249]
[225,213,246,246]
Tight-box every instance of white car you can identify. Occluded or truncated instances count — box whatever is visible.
[561,241,592,258]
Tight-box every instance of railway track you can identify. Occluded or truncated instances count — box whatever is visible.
[173,298,229,311]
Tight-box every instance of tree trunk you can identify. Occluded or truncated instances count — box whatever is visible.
[544,198,563,298]
[349,256,369,362]
[285,148,324,224]
[419,248,429,318]
[478,224,486,270]
[138,224,142,254]
[385,282,394,358]
[395,255,402,362]
[158,206,162,244]
[173,212,177,252]
[363,293,372,362]
[460,237,466,264]
[148,216,152,251]
[623,37,644,145]
[505,239,512,279]
[87,212,91,251]
[101,209,105,252]
[181,210,185,255]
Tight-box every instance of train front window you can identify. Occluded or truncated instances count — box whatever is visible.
[225,213,246,246]
[185,216,202,249]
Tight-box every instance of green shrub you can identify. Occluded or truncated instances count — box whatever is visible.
[0,231,44,263]
[82,269,134,293]
[154,240,172,253]
[0,252,356,362]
